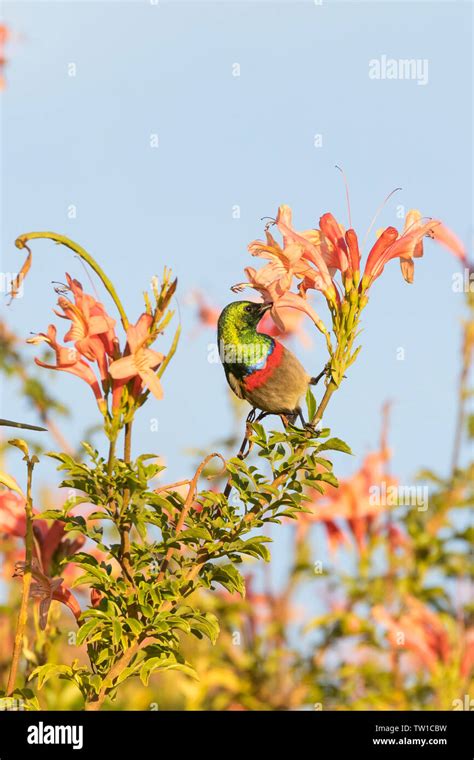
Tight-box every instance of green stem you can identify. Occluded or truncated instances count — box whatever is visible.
[311,381,337,427]
[451,321,471,475]
[119,422,134,585]
[0,419,46,432]
[6,459,36,696]
[157,324,181,379]
[107,437,117,479]
[84,635,156,711]
[15,232,130,330]
[123,421,132,466]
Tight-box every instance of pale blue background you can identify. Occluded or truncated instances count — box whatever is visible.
[1,2,472,591]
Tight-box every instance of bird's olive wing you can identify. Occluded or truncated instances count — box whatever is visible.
[226,371,245,400]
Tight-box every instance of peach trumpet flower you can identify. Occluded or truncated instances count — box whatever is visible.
[109,313,164,400]
[241,203,466,310]
[33,519,85,577]
[274,205,337,295]
[13,558,81,630]
[27,325,105,409]
[0,491,27,538]
[54,274,118,381]
[233,270,329,339]
[363,210,466,286]
[300,448,398,554]
[371,596,470,676]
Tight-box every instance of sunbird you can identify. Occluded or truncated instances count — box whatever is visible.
[0,418,47,432]
[217,301,324,427]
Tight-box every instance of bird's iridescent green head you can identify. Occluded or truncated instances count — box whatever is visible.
[217,300,274,372]
[217,300,271,338]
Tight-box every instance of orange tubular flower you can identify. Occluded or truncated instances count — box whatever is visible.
[362,226,400,284]
[27,325,105,409]
[274,205,336,297]
[363,211,466,287]
[54,274,118,381]
[0,491,27,538]
[0,25,9,92]
[109,313,164,401]
[13,559,81,630]
[233,204,335,337]
[245,205,336,298]
[259,307,311,347]
[372,597,454,674]
[318,213,350,275]
[301,448,398,554]
[249,234,316,293]
[33,519,85,576]
[64,274,118,353]
[191,290,220,330]
[235,199,465,360]
[238,266,329,337]
[344,228,361,274]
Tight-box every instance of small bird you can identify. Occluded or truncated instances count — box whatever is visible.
[217,300,324,427]
[0,418,47,432]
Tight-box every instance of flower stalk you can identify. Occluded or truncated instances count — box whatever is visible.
[6,453,36,696]
[15,232,130,330]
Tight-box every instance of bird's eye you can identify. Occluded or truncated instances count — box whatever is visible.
[244,305,253,313]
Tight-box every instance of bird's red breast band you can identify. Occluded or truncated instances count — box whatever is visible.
[243,341,283,391]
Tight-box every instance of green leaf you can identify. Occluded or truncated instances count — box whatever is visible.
[29,664,72,690]
[228,535,272,562]
[88,674,102,695]
[318,437,353,455]
[306,387,317,421]
[139,656,198,686]
[211,564,246,596]
[189,612,220,644]
[112,665,140,687]
[76,619,101,646]
[95,647,113,667]
[35,509,65,521]
[318,471,339,487]
[126,618,144,637]
[165,616,191,634]
[112,620,123,646]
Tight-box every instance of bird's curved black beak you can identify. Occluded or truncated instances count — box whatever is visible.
[257,302,273,316]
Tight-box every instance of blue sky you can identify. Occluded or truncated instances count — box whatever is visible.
[1,0,472,548]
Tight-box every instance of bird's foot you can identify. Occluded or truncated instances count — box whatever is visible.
[246,408,257,423]
[310,362,332,387]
